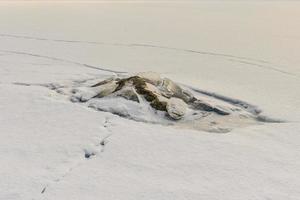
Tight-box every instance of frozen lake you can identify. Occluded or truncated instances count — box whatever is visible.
[0,1,299,200]
[1,1,300,120]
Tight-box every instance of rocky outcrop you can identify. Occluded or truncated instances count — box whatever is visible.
[70,72,232,120]
[57,72,273,132]
[166,98,187,120]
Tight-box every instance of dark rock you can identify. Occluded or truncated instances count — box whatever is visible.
[192,100,230,115]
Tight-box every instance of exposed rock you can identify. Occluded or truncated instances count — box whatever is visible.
[160,78,195,103]
[137,71,162,86]
[166,97,187,120]
[91,77,117,87]
[71,73,232,116]
[114,87,139,103]
[181,89,197,103]
[161,78,182,98]
[94,81,119,98]
[60,72,270,132]
[71,80,118,102]
[192,100,230,115]
[150,98,167,111]
[114,76,168,111]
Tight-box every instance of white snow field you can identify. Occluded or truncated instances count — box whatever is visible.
[0,1,300,200]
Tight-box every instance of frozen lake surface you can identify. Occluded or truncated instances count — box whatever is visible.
[0,1,299,200]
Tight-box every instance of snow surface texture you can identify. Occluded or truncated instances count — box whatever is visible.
[1,1,300,200]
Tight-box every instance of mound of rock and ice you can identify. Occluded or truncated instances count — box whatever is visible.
[53,72,274,133]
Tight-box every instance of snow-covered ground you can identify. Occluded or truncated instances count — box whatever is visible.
[0,1,299,200]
